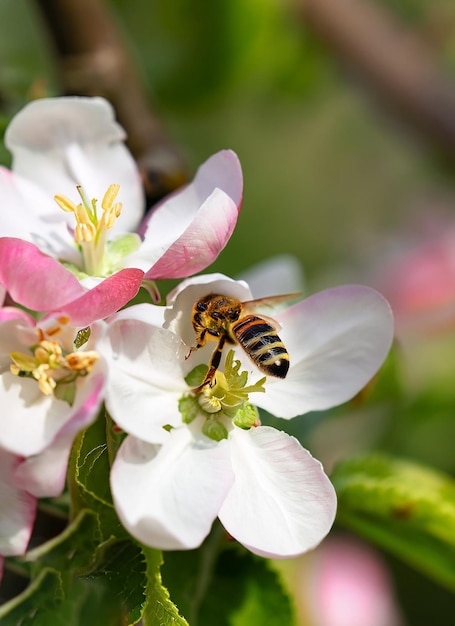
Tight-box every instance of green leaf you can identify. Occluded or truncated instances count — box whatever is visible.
[68,410,126,541]
[0,511,127,626]
[332,454,455,590]
[0,568,63,626]
[82,538,148,625]
[161,524,294,626]
[26,509,100,577]
[142,547,189,626]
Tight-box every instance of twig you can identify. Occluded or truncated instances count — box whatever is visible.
[297,0,455,162]
[34,0,188,206]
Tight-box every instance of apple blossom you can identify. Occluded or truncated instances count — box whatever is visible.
[0,307,106,459]
[100,273,392,556]
[0,97,243,294]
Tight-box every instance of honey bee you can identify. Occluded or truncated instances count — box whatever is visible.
[187,292,298,390]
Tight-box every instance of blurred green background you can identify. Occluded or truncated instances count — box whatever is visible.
[1,1,455,623]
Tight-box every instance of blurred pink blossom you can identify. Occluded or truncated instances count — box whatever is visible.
[302,536,403,626]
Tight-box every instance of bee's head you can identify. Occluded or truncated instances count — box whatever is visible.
[194,294,242,329]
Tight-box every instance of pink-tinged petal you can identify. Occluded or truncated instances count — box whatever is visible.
[138,150,242,237]
[14,444,70,499]
[143,188,240,279]
[0,306,36,325]
[14,431,75,498]
[128,150,242,278]
[219,427,337,558]
[5,97,144,233]
[0,238,84,310]
[111,431,234,550]
[255,286,394,419]
[100,318,186,442]
[55,268,144,326]
[0,448,36,556]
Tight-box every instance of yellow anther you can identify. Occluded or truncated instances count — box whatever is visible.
[54,194,78,213]
[102,202,122,230]
[75,222,96,244]
[102,184,121,210]
[34,364,57,396]
[74,202,93,225]
[65,351,99,372]
[100,185,123,230]
[35,341,62,365]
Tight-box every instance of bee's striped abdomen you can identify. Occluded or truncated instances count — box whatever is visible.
[232,315,289,378]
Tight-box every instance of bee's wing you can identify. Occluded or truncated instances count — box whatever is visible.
[242,293,302,326]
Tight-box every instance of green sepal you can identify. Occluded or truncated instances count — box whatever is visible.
[54,381,76,406]
[106,233,141,267]
[184,364,208,387]
[232,403,260,430]
[202,417,229,441]
[178,394,201,424]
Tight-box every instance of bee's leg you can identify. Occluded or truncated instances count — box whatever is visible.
[194,336,226,392]
[185,329,208,359]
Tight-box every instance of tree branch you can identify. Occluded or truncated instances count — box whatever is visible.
[34,0,188,205]
[297,0,455,162]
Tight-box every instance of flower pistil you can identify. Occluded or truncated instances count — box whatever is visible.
[179,350,265,441]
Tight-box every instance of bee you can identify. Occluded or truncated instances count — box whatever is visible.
[187,292,298,390]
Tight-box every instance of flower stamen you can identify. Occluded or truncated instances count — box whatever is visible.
[10,338,99,405]
[54,184,123,276]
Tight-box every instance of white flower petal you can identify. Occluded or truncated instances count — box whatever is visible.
[218,426,337,558]
[0,168,78,262]
[255,286,394,418]
[238,254,305,298]
[0,448,36,556]
[5,96,144,233]
[111,431,234,550]
[101,318,187,442]
[108,302,166,327]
